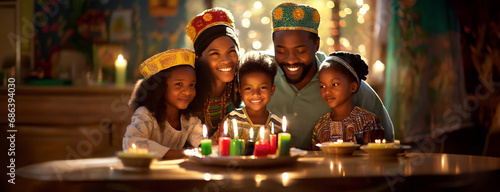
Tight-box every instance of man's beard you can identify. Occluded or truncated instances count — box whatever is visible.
[279,62,313,84]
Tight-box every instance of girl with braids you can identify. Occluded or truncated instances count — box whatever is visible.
[311,52,385,150]
[186,8,241,139]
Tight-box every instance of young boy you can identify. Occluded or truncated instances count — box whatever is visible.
[218,51,283,141]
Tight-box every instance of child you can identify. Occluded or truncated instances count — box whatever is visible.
[219,51,283,141]
[123,49,204,159]
[311,52,385,150]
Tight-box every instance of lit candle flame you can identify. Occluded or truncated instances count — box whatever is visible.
[223,120,228,136]
[375,139,381,144]
[260,126,265,141]
[232,119,238,138]
[250,128,254,140]
[282,116,287,133]
[271,122,274,134]
[203,124,207,139]
[382,139,386,144]
[132,143,136,149]
[335,139,343,144]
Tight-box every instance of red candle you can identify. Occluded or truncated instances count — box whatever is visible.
[269,123,277,155]
[218,121,231,156]
[253,126,269,157]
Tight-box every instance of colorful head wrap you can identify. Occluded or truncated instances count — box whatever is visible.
[186,7,239,56]
[272,2,320,34]
[139,48,195,79]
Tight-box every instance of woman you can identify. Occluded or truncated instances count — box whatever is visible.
[186,7,241,139]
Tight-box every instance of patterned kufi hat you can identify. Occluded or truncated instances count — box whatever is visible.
[139,49,195,79]
[272,2,320,34]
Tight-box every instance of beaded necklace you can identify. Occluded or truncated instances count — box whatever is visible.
[204,82,233,136]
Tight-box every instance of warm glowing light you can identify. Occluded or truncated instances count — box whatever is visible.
[358,45,366,53]
[362,4,370,10]
[359,7,367,15]
[356,0,364,6]
[328,47,336,53]
[344,8,352,15]
[339,10,346,18]
[340,37,350,47]
[382,139,387,144]
[261,16,270,25]
[248,30,257,38]
[327,37,335,46]
[330,161,334,170]
[357,17,365,24]
[375,139,381,144]
[243,10,252,18]
[255,174,266,187]
[339,20,346,27]
[374,60,385,72]
[259,126,265,141]
[242,18,251,28]
[223,120,228,136]
[203,124,207,138]
[327,1,335,8]
[332,20,338,28]
[331,29,339,36]
[131,143,136,149]
[250,128,254,140]
[232,119,238,138]
[338,163,342,173]
[252,41,262,49]
[335,139,343,144]
[254,1,262,9]
[204,173,211,181]
[282,172,289,187]
[282,116,287,132]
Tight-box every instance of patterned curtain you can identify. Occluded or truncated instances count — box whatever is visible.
[385,0,471,142]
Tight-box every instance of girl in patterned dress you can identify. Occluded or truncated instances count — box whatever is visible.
[311,52,385,150]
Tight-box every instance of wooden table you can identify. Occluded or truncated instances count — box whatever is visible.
[12,152,500,192]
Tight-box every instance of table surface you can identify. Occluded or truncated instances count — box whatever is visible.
[16,151,500,191]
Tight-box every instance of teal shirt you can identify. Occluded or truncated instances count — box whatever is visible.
[267,52,394,150]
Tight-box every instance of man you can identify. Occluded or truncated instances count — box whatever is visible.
[267,2,394,150]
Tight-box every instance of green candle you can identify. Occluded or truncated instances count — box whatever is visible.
[201,125,212,155]
[277,116,291,157]
[230,119,244,156]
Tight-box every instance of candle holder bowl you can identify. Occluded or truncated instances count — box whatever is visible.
[360,145,411,157]
[116,152,157,169]
[317,142,360,156]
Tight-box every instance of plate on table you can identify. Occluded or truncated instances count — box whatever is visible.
[360,145,411,157]
[184,147,306,167]
[316,142,360,156]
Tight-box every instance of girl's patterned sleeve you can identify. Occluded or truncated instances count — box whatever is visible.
[122,111,169,158]
[311,121,321,151]
[187,118,204,148]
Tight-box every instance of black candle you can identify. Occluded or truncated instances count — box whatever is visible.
[244,128,255,156]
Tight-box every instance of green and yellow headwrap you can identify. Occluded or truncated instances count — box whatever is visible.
[272,2,320,34]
